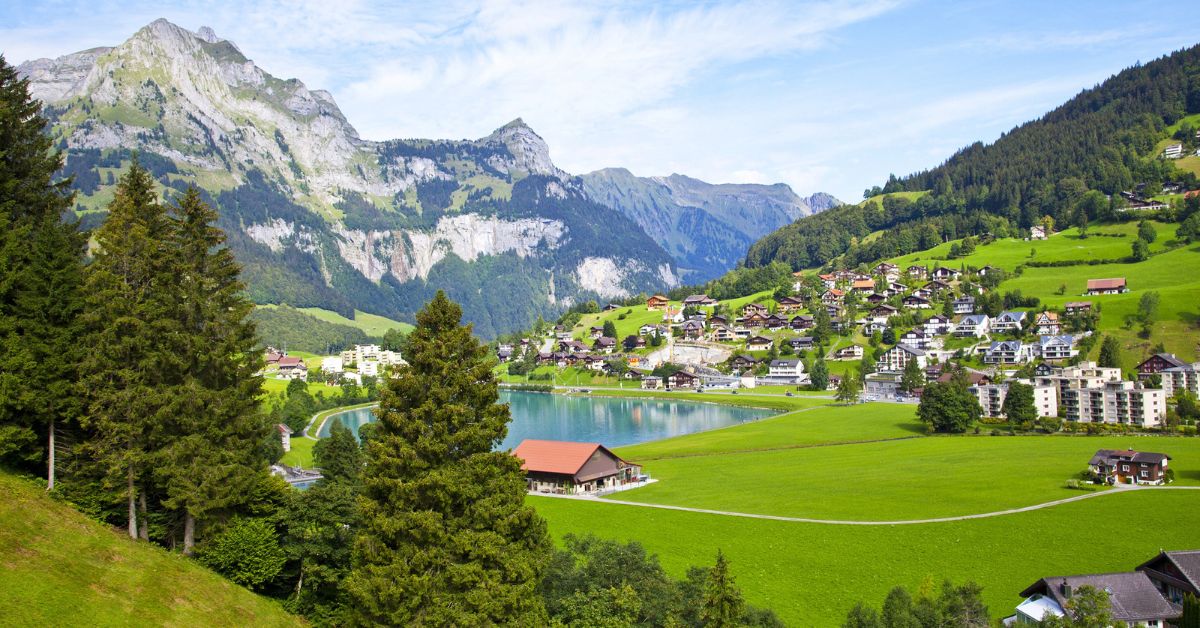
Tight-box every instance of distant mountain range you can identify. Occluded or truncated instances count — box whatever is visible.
[18,19,836,336]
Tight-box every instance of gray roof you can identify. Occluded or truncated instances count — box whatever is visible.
[960,314,988,325]
[996,310,1027,322]
[989,340,1022,351]
[1138,550,1200,590]
[1088,449,1171,466]
[770,359,801,367]
[1020,572,1180,621]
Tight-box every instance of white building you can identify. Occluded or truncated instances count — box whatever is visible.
[1163,143,1183,159]
[1161,362,1200,398]
[970,381,1058,419]
[1037,362,1165,426]
[321,356,344,374]
[991,311,1027,334]
[1035,335,1077,361]
[359,360,380,377]
[767,359,805,382]
[876,344,927,373]
[954,315,990,337]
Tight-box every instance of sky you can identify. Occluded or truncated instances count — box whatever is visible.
[2,1,1198,201]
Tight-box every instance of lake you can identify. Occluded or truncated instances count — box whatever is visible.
[317,390,772,449]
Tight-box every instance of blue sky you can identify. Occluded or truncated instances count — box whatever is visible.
[2,1,1198,201]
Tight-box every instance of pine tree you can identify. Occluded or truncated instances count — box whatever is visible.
[78,161,180,539]
[1098,335,1122,370]
[0,56,86,487]
[348,291,551,625]
[157,187,269,554]
[836,374,861,404]
[700,550,744,628]
[899,357,924,393]
[313,422,362,486]
[1180,592,1200,628]
[809,357,829,391]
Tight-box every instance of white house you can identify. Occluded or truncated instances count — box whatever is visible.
[1032,311,1061,336]
[767,359,805,381]
[321,356,344,374]
[924,315,954,336]
[277,424,292,452]
[1164,143,1184,159]
[991,310,1027,334]
[952,296,976,315]
[877,344,927,373]
[1035,335,1077,361]
[1030,225,1047,240]
[834,344,864,360]
[954,315,990,337]
[983,340,1029,364]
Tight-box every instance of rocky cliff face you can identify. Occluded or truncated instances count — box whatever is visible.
[580,168,839,281]
[20,19,677,337]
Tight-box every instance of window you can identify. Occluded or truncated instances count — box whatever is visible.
[1122,465,1129,472]
[1141,471,1149,478]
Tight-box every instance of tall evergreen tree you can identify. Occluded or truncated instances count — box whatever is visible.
[157,187,269,554]
[312,422,362,486]
[348,291,551,625]
[0,55,86,487]
[78,161,179,539]
[809,356,829,391]
[1098,335,1122,370]
[701,550,745,628]
[1180,592,1200,628]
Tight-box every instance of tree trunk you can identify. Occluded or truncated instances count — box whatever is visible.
[295,562,305,597]
[138,490,149,541]
[183,512,195,556]
[127,470,137,539]
[46,419,55,491]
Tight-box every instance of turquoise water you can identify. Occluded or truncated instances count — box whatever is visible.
[317,390,771,449]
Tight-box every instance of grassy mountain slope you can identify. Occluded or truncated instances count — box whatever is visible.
[0,471,300,627]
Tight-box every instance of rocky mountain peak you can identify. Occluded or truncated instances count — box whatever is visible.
[479,118,565,178]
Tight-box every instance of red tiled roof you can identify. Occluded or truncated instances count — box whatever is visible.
[1087,278,1126,290]
[513,440,611,475]
[277,356,304,367]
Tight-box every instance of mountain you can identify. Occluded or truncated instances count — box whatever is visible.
[742,44,1200,273]
[580,168,838,281]
[17,19,679,338]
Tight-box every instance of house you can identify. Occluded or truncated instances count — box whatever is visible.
[902,295,931,310]
[1088,449,1171,485]
[646,294,670,310]
[869,304,899,319]
[321,356,344,374]
[791,271,807,292]
[817,273,837,289]
[639,323,665,337]
[277,356,308,381]
[711,324,736,342]
[729,355,759,371]
[898,329,934,351]
[1136,550,1200,604]
[767,359,804,381]
[594,336,617,353]
[786,336,815,351]
[952,296,976,315]
[496,347,514,363]
[1164,142,1184,158]
[1029,225,1047,240]
[923,279,952,294]
[667,370,699,389]
[865,293,887,305]
[984,340,1027,364]
[1035,335,1077,361]
[934,366,991,387]
[1064,301,1092,316]
[924,315,954,336]
[1032,311,1061,335]
[621,335,645,351]
[1009,572,1179,626]
[991,310,1027,334]
[864,372,902,398]
[603,303,621,312]
[663,308,685,324]
[886,281,908,297]
[764,314,788,330]
[821,289,845,305]
[1136,352,1189,380]
[834,345,864,360]
[907,265,928,280]
[790,315,814,330]
[877,344,927,373]
[931,267,961,281]
[277,424,292,452]
[978,265,999,277]
[742,303,769,317]
[851,279,876,293]
[683,294,718,307]
[971,381,1057,418]
[954,314,990,337]
[1085,277,1128,295]
[514,440,643,494]
[641,375,663,390]
[589,326,605,340]
[776,296,805,313]
[680,320,705,339]
[264,350,284,365]
[872,262,899,278]
[747,336,774,351]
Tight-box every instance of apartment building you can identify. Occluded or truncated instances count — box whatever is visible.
[1035,362,1166,426]
[970,381,1058,419]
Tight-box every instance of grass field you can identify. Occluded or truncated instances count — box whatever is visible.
[256,304,413,337]
[533,488,1198,626]
[0,472,300,627]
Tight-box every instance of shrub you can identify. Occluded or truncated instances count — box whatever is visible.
[197,518,286,590]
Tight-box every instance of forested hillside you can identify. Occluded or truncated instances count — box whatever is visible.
[745,44,1200,271]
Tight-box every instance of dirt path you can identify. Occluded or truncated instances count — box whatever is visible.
[537,485,1200,526]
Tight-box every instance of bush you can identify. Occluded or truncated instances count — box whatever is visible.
[197,518,286,590]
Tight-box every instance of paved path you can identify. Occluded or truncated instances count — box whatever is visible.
[536,485,1200,526]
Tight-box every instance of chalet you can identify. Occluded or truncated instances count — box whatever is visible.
[984,340,1027,364]
[851,279,876,294]
[1035,335,1077,361]
[742,303,769,317]
[663,308,685,323]
[667,370,699,389]
[935,367,990,387]
[1085,277,1128,295]
[977,265,999,277]
[264,350,284,365]
[1032,311,1060,335]
[594,337,617,353]
[924,315,954,336]
[1164,142,1184,159]
[711,324,735,342]
[834,345,864,360]
[954,314,990,337]
[902,295,931,310]
[768,359,805,381]
[709,315,729,327]
[1136,550,1200,603]
[906,265,928,280]
[1088,449,1171,486]
[817,273,837,289]
[931,267,961,281]
[747,335,774,351]
[646,294,670,310]
[536,351,554,365]
[790,315,815,330]
[765,314,788,330]
[680,320,705,339]
[898,329,933,351]
[733,326,752,339]
[683,294,718,307]
[589,326,605,340]
[1137,352,1188,380]
[991,310,1027,334]
[877,344,926,373]
[886,281,908,296]
[923,279,952,294]
[639,323,666,337]
[865,293,887,305]
[277,356,308,381]
[1063,301,1092,316]
[496,348,513,363]
[641,375,663,389]
[952,296,976,315]
[872,262,899,277]
[829,315,847,332]
[277,424,292,452]
[776,296,805,313]
[740,313,768,328]
[729,355,759,371]
[560,339,589,353]
[1029,225,1047,240]
[1033,362,1055,378]
[786,336,815,351]
[514,440,643,494]
[870,304,899,319]
[821,289,845,305]
[791,270,807,292]
[1010,572,1179,626]
[622,336,645,351]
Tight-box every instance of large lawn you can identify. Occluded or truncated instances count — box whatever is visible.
[613,432,1200,520]
[533,489,1199,626]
